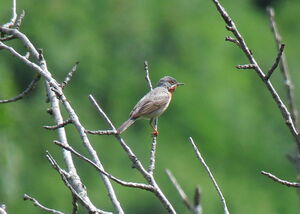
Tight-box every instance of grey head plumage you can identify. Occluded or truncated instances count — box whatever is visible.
[156,76,184,89]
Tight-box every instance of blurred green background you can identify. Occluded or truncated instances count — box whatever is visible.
[1,0,300,213]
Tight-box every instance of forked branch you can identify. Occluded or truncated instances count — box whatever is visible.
[210,0,300,152]
[267,7,298,129]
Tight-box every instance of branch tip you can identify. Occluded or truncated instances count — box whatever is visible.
[265,43,285,80]
[261,171,300,187]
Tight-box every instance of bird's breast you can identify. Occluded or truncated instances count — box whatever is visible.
[144,92,172,119]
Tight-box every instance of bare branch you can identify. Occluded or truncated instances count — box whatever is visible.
[53,140,154,191]
[23,194,65,214]
[1,4,122,214]
[44,81,107,214]
[45,83,124,212]
[210,0,300,152]
[0,74,41,104]
[144,61,153,90]
[88,95,176,213]
[61,62,79,89]
[46,152,112,214]
[236,64,256,70]
[165,169,194,211]
[43,119,73,130]
[14,10,25,29]
[1,9,25,43]
[0,10,25,42]
[2,0,17,28]
[148,133,158,174]
[0,27,40,62]
[0,204,7,214]
[85,129,117,135]
[189,137,229,214]
[267,7,298,129]
[144,61,158,174]
[0,41,48,78]
[261,171,300,188]
[265,44,285,80]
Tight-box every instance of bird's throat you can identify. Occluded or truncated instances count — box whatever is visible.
[168,86,176,93]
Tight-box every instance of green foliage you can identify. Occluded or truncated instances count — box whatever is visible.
[1,0,300,213]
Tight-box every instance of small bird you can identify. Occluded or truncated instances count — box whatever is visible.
[117,76,184,136]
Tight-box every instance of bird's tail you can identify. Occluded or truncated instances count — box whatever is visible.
[117,118,136,134]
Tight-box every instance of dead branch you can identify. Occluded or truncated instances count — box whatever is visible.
[210,0,300,153]
[166,169,197,213]
[61,62,79,89]
[23,194,65,214]
[0,74,41,104]
[88,95,177,213]
[267,7,298,129]
[189,137,229,214]
[43,119,73,130]
[144,61,158,175]
[265,44,285,80]
[1,9,123,213]
[261,171,300,188]
[53,140,154,191]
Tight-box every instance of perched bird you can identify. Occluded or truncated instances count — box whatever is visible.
[117,76,184,136]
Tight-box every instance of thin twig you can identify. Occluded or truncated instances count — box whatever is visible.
[225,36,240,47]
[0,74,41,104]
[14,10,25,29]
[165,169,194,211]
[148,128,158,174]
[210,0,300,152]
[265,44,285,80]
[61,62,79,89]
[0,40,53,82]
[261,171,300,187]
[0,35,15,41]
[144,61,153,90]
[23,194,65,214]
[85,129,117,135]
[43,119,73,130]
[2,0,17,28]
[53,140,154,191]
[189,137,229,214]
[267,7,298,129]
[144,61,158,174]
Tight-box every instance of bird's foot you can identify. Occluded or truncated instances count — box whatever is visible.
[152,130,159,137]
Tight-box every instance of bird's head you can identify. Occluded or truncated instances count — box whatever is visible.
[157,76,184,92]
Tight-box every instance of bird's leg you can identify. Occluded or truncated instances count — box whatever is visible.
[149,118,158,136]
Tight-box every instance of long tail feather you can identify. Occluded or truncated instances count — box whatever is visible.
[117,118,136,134]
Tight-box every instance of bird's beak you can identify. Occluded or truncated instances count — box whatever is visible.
[176,82,184,86]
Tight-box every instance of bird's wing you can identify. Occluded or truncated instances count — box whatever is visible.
[130,88,170,119]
